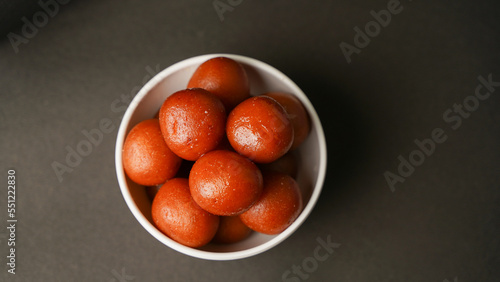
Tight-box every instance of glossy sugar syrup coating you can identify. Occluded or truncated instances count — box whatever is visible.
[122,119,182,186]
[151,178,220,248]
[240,171,303,235]
[226,96,294,164]
[159,88,226,161]
[187,56,250,111]
[189,150,263,216]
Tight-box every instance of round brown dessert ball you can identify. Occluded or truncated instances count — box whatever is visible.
[212,216,252,244]
[187,57,250,111]
[239,171,303,235]
[189,150,263,216]
[263,92,311,150]
[159,88,226,161]
[226,96,294,164]
[152,178,220,248]
[122,119,182,186]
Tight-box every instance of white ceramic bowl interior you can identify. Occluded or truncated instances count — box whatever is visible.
[115,54,327,260]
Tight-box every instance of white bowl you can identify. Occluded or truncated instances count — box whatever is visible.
[115,54,327,260]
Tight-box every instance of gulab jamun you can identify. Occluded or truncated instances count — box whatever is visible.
[226,96,294,163]
[159,88,226,161]
[189,150,263,216]
[187,57,250,111]
[263,92,310,150]
[122,119,182,186]
[152,178,220,248]
[239,171,303,235]
[212,216,252,244]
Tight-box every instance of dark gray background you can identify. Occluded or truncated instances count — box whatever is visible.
[1,0,499,281]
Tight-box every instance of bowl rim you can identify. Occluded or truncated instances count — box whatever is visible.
[115,53,327,260]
